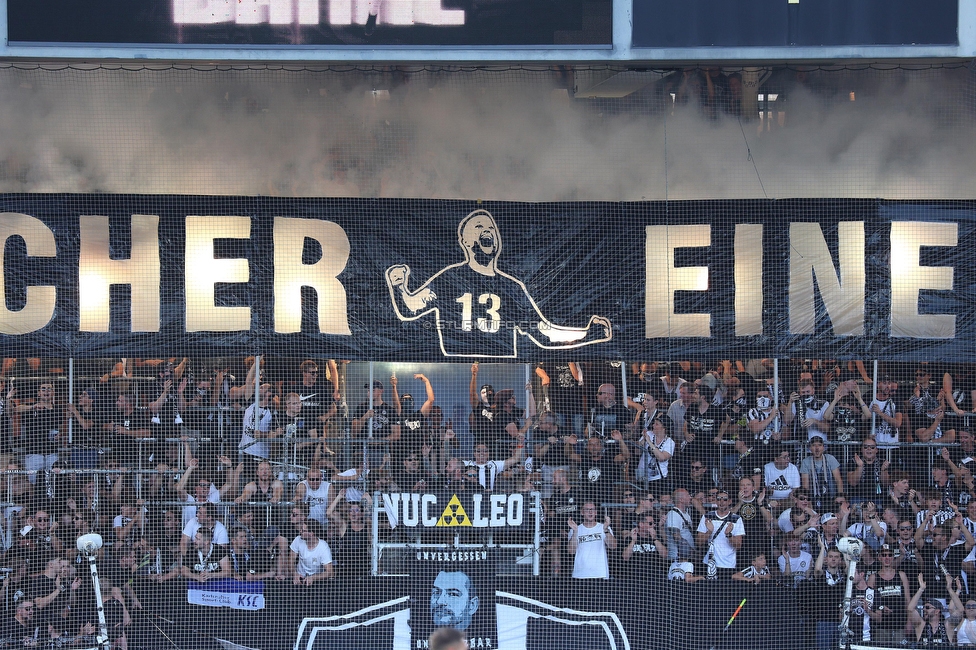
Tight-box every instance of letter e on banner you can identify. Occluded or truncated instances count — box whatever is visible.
[890,221,957,338]
[645,225,711,338]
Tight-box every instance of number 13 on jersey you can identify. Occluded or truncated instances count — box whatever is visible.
[456,293,502,332]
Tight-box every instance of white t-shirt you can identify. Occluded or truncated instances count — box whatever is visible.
[240,403,274,459]
[290,536,333,577]
[571,522,611,579]
[182,519,229,546]
[792,400,830,440]
[666,507,697,559]
[637,435,675,482]
[668,560,695,581]
[182,488,221,528]
[697,513,745,569]
[764,462,801,500]
[777,550,813,577]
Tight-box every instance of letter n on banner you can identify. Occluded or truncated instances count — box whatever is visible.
[789,222,864,336]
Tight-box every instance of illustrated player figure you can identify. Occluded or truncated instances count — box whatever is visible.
[386,209,612,358]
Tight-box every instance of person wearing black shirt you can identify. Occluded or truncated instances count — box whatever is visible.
[872,544,910,646]
[536,362,584,437]
[181,527,230,582]
[491,388,534,460]
[681,384,724,477]
[801,545,846,649]
[469,363,496,446]
[229,526,275,581]
[107,393,153,467]
[567,436,626,507]
[352,380,400,442]
[545,468,580,577]
[393,373,435,464]
[587,384,636,441]
[0,599,38,646]
[932,459,971,509]
[16,382,63,483]
[67,387,108,469]
[620,512,668,581]
[291,359,339,427]
[846,437,890,504]
[823,381,871,443]
[915,521,971,599]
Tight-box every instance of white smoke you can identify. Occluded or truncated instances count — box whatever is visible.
[0,64,972,200]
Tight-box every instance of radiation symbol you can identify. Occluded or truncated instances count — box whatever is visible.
[436,494,472,527]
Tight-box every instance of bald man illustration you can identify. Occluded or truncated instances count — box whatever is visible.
[386,209,612,358]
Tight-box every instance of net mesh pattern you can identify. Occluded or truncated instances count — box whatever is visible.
[0,63,973,650]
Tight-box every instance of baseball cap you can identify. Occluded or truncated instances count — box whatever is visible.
[364,381,383,390]
[820,513,837,525]
[809,435,826,445]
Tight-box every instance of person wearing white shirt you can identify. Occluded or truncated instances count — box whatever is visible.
[180,504,229,552]
[290,520,334,585]
[239,384,275,460]
[764,446,801,501]
[697,489,745,579]
[568,502,616,579]
[778,535,813,585]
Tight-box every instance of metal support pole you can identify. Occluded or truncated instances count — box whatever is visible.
[84,553,111,650]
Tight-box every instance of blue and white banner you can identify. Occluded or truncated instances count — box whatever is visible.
[186,578,265,610]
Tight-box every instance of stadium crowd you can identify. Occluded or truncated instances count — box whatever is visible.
[0,356,974,648]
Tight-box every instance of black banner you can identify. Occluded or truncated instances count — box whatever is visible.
[7,0,611,46]
[632,0,958,48]
[1,195,975,361]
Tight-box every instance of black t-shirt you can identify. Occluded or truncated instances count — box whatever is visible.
[0,617,38,645]
[681,403,724,468]
[539,362,584,417]
[588,404,634,439]
[845,458,886,501]
[492,410,521,458]
[831,404,863,442]
[23,404,62,455]
[149,381,184,434]
[183,544,228,574]
[229,546,270,578]
[353,401,398,437]
[112,408,153,463]
[800,572,846,621]
[873,572,908,629]
[546,488,580,537]
[275,411,314,467]
[621,536,665,581]
[470,403,496,446]
[918,541,968,597]
[30,574,69,624]
[293,383,333,425]
[398,409,426,457]
[579,453,619,506]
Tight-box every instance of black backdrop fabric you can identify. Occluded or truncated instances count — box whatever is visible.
[2,195,975,361]
[141,577,800,650]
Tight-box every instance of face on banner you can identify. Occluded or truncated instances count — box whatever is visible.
[430,571,479,629]
[413,561,495,649]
